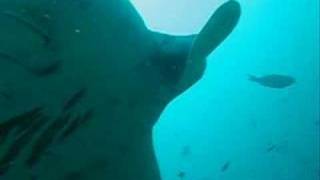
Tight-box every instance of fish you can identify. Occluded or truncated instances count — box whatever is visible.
[0,108,47,175]
[265,141,288,154]
[266,144,277,153]
[0,113,46,175]
[62,88,87,112]
[26,112,74,167]
[58,109,94,141]
[0,0,241,179]
[181,145,191,157]
[248,74,296,88]
[177,171,186,179]
[220,161,231,172]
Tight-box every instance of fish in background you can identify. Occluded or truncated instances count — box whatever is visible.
[220,161,231,172]
[265,140,289,154]
[181,145,192,157]
[248,74,296,88]
[177,170,186,179]
[266,144,278,153]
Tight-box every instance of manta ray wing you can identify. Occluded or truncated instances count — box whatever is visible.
[0,0,241,179]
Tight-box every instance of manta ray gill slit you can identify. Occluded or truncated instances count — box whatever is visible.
[0,7,61,77]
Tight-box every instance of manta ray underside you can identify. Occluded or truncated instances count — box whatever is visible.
[0,0,241,179]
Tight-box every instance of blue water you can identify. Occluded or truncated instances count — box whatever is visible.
[134,0,319,179]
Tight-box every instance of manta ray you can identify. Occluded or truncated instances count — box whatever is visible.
[0,0,241,179]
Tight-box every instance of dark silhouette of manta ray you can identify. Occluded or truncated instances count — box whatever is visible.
[0,0,241,179]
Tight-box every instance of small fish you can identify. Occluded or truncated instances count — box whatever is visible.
[248,74,295,88]
[0,116,46,175]
[220,161,231,172]
[0,108,46,175]
[58,109,94,141]
[177,171,185,179]
[26,113,72,167]
[0,107,43,144]
[62,88,87,112]
[266,144,277,152]
[181,145,191,157]
[265,140,288,153]
[32,60,62,77]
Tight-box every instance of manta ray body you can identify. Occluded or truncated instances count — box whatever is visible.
[0,0,240,179]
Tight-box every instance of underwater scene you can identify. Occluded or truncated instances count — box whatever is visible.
[0,0,318,180]
[134,0,319,180]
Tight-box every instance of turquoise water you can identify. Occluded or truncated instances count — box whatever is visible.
[135,0,319,179]
[0,0,318,179]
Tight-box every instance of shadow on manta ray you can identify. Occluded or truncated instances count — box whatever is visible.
[0,0,241,179]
